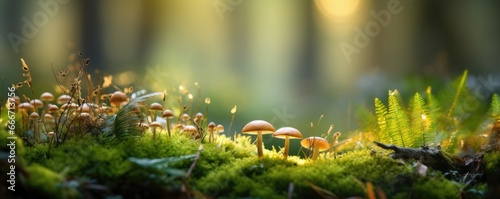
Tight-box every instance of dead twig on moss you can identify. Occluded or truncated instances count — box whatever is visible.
[374,141,465,172]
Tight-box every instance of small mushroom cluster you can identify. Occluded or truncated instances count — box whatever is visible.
[242,120,331,160]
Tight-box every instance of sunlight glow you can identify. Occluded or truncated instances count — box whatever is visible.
[315,0,361,21]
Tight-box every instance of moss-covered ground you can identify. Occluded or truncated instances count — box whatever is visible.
[1,128,495,199]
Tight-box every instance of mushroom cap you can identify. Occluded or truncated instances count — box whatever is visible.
[29,112,40,119]
[109,91,128,106]
[149,121,162,128]
[30,99,44,108]
[181,113,190,121]
[149,102,164,111]
[162,110,174,118]
[183,125,197,133]
[40,92,54,102]
[48,104,59,113]
[47,132,55,136]
[19,102,35,112]
[208,122,216,129]
[216,124,224,132]
[300,136,330,151]
[242,120,275,135]
[57,94,72,105]
[273,127,303,139]
[195,112,204,120]
[77,104,91,113]
[44,113,54,121]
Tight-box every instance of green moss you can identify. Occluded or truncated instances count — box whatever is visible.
[25,164,64,198]
[411,177,460,199]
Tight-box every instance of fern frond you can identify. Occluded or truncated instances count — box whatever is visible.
[354,105,377,133]
[374,98,389,143]
[490,93,500,119]
[410,92,432,147]
[103,92,163,140]
[387,90,412,147]
[447,70,468,117]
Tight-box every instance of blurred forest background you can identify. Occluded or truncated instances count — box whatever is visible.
[1,0,500,138]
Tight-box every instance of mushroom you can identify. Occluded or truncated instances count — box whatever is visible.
[181,113,190,123]
[194,112,204,124]
[40,92,54,112]
[30,112,40,142]
[242,120,275,158]
[183,125,199,139]
[149,102,164,122]
[208,122,216,143]
[57,94,72,105]
[300,136,330,160]
[109,91,128,110]
[149,121,163,138]
[30,99,44,111]
[273,127,303,160]
[161,109,174,137]
[217,124,224,133]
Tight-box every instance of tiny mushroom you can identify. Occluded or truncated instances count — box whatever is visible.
[30,99,44,111]
[242,120,275,158]
[109,91,128,110]
[183,125,199,139]
[161,109,174,137]
[208,122,216,143]
[194,112,204,124]
[40,92,54,102]
[216,124,224,134]
[149,121,163,138]
[300,136,330,160]
[273,127,303,160]
[57,94,72,105]
[149,102,164,122]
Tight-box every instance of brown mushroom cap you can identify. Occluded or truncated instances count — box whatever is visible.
[300,136,330,151]
[30,99,44,109]
[273,127,303,139]
[195,112,204,120]
[109,91,128,107]
[162,110,174,118]
[57,94,72,105]
[149,102,164,111]
[40,92,54,102]
[48,104,59,113]
[19,102,35,112]
[149,121,162,128]
[183,125,197,134]
[29,112,40,120]
[216,124,224,132]
[181,113,190,121]
[208,122,216,129]
[242,120,275,135]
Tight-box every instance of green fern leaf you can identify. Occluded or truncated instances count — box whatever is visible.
[103,92,163,140]
[410,92,432,147]
[387,90,412,147]
[491,93,500,119]
[374,98,389,143]
[355,105,377,133]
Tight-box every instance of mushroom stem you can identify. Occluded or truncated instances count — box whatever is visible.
[312,145,320,160]
[166,118,172,138]
[209,129,214,143]
[284,136,290,160]
[151,111,157,139]
[257,131,263,158]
